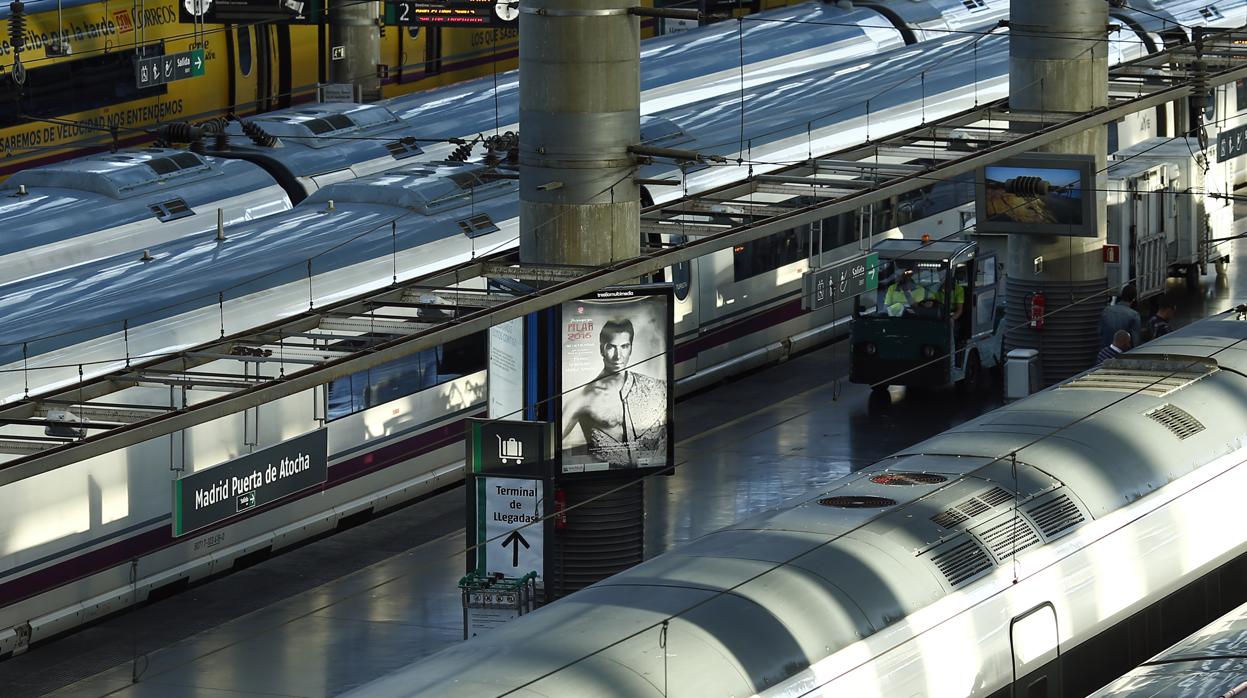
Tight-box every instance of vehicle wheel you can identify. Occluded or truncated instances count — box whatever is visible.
[957,352,983,394]
[1186,264,1200,291]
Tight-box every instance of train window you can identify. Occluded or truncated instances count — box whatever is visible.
[171,153,205,170]
[236,26,254,77]
[0,49,167,129]
[1238,80,1247,112]
[326,333,487,420]
[893,173,975,226]
[732,227,811,281]
[324,113,353,130]
[148,158,180,176]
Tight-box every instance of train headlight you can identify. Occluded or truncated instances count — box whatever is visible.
[922,345,937,358]
[864,342,877,356]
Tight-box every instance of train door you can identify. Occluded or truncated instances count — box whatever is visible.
[670,240,699,380]
[226,25,281,116]
[1134,179,1167,299]
[1011,603,1061,698]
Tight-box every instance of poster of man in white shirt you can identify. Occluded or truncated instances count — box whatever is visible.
[559,287,673,474]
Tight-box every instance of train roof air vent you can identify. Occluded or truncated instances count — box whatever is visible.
[973,515,1041,562]
[931,487,1013,529]
[817,495,896,508]
[928,539,993,587]
[962,0,987,10]
[870,472,947,486]
[385,139,423,160]
[1145,404,1205,440]
[457,213,499,238]
[1060,358,1216,396]
[1024,491,1086,541]
[148,198,194,222]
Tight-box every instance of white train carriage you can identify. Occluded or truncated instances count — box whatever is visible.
[352,310,1247,698]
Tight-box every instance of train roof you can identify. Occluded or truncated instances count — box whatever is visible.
[360,2,915,165]
[219,103,417,180]
[0,162,517,364]
[1089,599,1247,696]
[0,149,279,256]
[355,310,1247,697]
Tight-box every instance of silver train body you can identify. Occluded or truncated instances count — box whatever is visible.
[355,311,1247,698]
[0,0,1240,657]
[1089,599,1247,696]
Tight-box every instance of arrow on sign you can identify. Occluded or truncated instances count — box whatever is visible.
[501,529,530,567]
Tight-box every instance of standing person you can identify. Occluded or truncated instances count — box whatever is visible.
[1097,330,1132,364]
[561,318,668,469]
[1147,299,1176,340]
[1099,283,1142,348]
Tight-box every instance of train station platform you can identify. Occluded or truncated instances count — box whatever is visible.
[2,243,1244,698]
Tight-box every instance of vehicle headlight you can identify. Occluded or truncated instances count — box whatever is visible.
[922,345,937,358]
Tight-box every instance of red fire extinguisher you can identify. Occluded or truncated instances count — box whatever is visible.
[553,487,568,532]
[1029,292,1046,330]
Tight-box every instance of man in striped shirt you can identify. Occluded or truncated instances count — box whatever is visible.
[1097,330,1132,364]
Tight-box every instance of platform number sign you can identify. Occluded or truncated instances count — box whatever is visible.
[386,0,519,27]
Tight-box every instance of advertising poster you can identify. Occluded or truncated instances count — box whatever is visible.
[558,286,674,475]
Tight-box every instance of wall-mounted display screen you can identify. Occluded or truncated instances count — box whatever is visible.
[976,153,1097,236]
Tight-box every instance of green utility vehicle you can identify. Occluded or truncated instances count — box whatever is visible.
[849,238,1004,391]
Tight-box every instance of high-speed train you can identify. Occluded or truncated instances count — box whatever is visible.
[1089,598,1247,696]
[0,0,1242,658]
[0,0,1003,285]
[352,309,1247,698]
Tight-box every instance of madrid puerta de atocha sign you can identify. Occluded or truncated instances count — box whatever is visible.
[173,429,328,537]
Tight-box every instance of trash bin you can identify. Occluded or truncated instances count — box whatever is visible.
[1005,349,1041,400]
[460,572,537,639]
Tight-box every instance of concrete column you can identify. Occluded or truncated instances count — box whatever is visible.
[329,0,381,102]
[1004,0,1109,385]
[519,0,641,266]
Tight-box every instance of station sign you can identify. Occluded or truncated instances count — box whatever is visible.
[467,418,554,477]
[802,252,879,311]
[465,419,554,581]
[385,0,519,27]
[173,429,328,537]
[477,475,544,579]
[1217,122,1247,163]
[135,49,205,90]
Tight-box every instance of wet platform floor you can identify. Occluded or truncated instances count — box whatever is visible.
[3,243,1245,698]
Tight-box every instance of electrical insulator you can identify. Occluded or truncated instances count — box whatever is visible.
[8,1,25,53]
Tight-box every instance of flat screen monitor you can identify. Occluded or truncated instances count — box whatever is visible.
[975,153,1097,236]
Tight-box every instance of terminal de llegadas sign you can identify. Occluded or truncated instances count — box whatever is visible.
[173,429,328,536]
